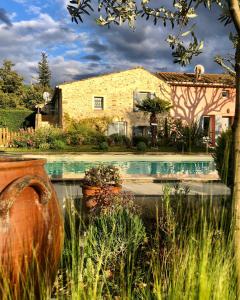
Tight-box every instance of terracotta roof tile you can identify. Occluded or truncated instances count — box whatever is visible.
[156,72,235,86]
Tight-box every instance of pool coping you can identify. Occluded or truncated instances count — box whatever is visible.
[50,174,220,183]
[2,151,213,156]
[18,153,214,162]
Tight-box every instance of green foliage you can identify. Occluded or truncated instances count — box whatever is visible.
[136,96,171,147]
[67,115,112,135]
[136,96,171,114]
[55,191,236,299]
[108,134,131,147]
[0,90,18,108]
[85,207,147,278]
[50,139,66,150]
[22,84,51,109]
[13,127,66,149]
[83,165,122,187]
[67,0,215,66]
[0,60,24,108]
[170,120,204,152]
[39,142,51,151]
[0,59,52,110]
[132,136,150,147]
[66,117,109,146]
[0,109,34,130]
[97,141,108,151]
[136,141,147,152]
[13,134,30,148]
[0,60,23,94]
[213,129,233,187]
[38,52,51,88]
[34,127,65,148]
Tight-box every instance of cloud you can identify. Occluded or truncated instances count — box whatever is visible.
[86,40,108,53]
[0,12,85,83]
[27,5,42,15]
[0,8,12,26]
[82,55,101,61]
[0,2,234,87]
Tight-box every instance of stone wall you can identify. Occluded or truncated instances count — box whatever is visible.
[58,67,171,136]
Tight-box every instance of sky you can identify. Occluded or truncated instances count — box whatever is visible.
[0,0,235,86]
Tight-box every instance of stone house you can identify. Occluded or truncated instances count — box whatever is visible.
[46,67,171,137]
[44,66,235,143]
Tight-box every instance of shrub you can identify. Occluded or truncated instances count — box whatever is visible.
[66,125,102,146]
[13,136,29,148]
[108,134,131,147]
[32,127,65,148]
[0,109,34,131]
[98,141,109,151]
[93,133,108,144]
[212,129,233,187]
[132,136,150,147]
[136,141,147,152]
[82,165,122,187]
[85,206,147,278]
[39,142,51,150]
[170,121,204,152]
[65,131,84,145]
[50,139,66,150]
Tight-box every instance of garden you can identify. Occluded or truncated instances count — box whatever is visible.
[7,116,208,153]
[0,163,236,299]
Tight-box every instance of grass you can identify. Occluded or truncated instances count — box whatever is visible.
[53,190,236,299]
[0,190,236,299]
[2,144,209,154]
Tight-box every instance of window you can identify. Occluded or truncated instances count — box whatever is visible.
[222,90,229,98]
[133,91,155,112]
[108,122,127,135]
[94,96,104,110]
[202,116,210,136]
[132,126,151,137]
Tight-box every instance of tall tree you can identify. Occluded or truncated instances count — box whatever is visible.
[38,52,51,88]
[0,60,23,94]
[67,0,240,290]
[136,96,171,147]
[0,60,24,108]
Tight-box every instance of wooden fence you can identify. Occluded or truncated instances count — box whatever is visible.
[0,127,34,147]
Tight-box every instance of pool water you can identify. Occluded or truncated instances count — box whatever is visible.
[45,160,216,177]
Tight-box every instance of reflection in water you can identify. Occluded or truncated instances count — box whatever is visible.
[45,160,216,176]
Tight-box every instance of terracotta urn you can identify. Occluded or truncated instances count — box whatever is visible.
[82,185,122,208]
[0,157,64,298]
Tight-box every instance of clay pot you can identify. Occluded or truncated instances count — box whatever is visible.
[0,157,64,298]
[82,185,122,208]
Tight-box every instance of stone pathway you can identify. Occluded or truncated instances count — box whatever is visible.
[53,181,230,205]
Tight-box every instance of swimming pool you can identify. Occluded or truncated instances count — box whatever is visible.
[45,160,216,177]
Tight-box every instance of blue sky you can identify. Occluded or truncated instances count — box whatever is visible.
[0,0,234,85]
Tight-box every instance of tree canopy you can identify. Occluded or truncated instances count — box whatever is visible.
[67,0,234,66]
[38,52,51,88]
[136,96,171,146]
[0,58,52,110]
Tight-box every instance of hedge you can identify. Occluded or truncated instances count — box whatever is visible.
[0,109,35,131]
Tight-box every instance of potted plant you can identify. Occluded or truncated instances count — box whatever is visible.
[82,165,122,208]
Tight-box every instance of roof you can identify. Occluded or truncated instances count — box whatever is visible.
[156,72,235,87]
[57,66,155,87]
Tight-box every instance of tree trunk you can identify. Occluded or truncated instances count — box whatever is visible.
[150,113,157,147]
[233,39,240,294]
[228,1,240,292]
